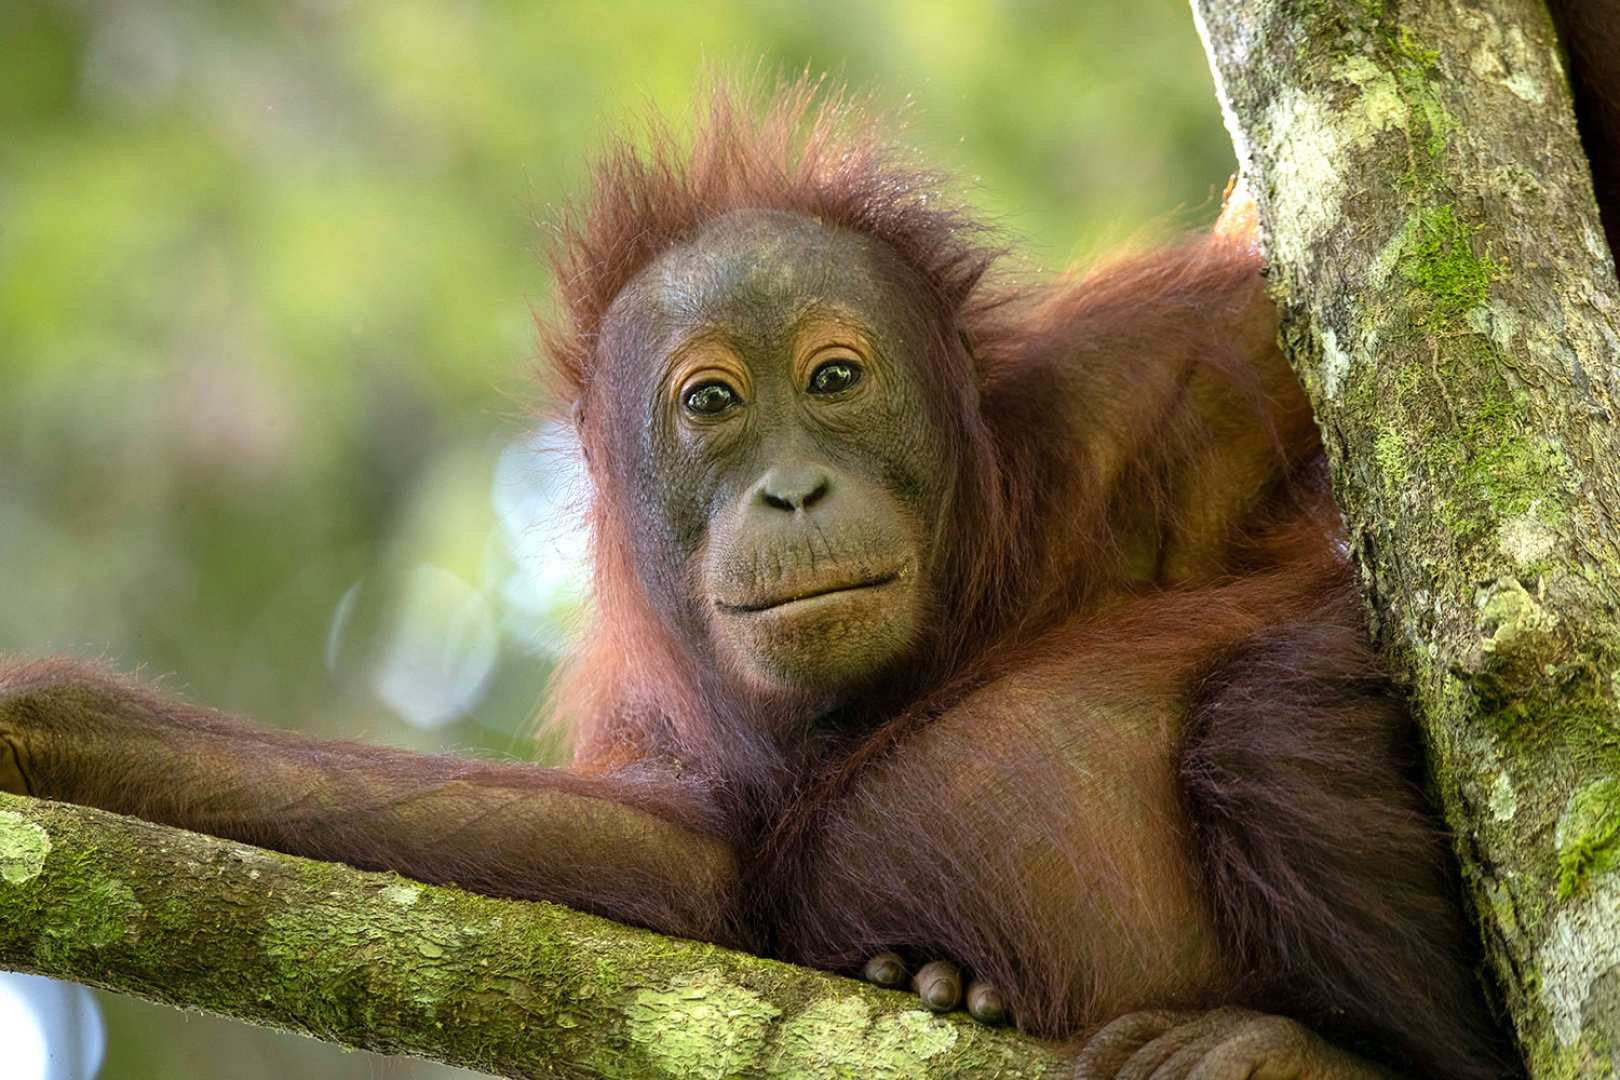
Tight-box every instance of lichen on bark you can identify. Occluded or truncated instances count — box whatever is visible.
[0,793,1069,1079]
[1194,0,1620,1075]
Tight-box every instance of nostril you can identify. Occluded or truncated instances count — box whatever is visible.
[755,468,834,512]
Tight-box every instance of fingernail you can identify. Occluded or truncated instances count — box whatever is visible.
[863,952,905,986]
[968,984,1007,1023]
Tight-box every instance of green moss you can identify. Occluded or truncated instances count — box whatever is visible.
[1379,24,1450,163]
[0,794,1076,1078]
[1393,362,1424,402]
[1398,205,1500,327]
[1394,25,1440,69]
[1468,435,1570,522]
[1557,778,1620,898]
[1371,335,1578,580]
[1374,430,1409,489]
[259,864,476,1040]
[29,850,141,966]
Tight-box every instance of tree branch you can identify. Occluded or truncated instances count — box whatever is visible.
[0,792,1069,1079]
[1192,1,1620,1074]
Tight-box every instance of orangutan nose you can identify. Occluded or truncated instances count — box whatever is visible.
[754,466,831,512]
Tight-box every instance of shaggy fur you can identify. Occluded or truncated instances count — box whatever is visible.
[532,83,1515,1077]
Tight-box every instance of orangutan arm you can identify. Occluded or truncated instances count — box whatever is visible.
[0,657,738,945]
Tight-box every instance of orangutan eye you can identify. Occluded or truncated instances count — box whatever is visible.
[808,359,862,395]
[684,381,740,416]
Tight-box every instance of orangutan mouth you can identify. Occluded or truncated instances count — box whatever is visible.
[717,571,901,614]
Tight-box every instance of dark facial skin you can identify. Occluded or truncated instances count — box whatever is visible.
[590,210,960,698]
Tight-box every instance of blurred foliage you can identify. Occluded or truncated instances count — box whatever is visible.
[0,0,1231,1076]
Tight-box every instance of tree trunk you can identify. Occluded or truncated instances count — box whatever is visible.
[1192,0,1620,1075]
[0,793,1068,1079]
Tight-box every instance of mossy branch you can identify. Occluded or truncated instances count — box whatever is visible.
[1193,0,1620,1075]
[0,792,1069,1079]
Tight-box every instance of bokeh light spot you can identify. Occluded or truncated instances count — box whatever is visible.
[0,973,106,1080]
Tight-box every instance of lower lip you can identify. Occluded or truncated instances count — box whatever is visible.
[728,575,899,617]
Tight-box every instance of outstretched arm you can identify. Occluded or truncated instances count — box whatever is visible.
[0,658,738,945]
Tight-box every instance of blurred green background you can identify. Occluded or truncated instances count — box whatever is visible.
[0,0,1232,1076]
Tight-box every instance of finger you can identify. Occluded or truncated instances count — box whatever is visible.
[862,951,908,989]
[1119,1027,1207,1080]
[1074,1011,1185,1079]
[965,979,1008,1025]
[912,960,963,1012]
[1119,1011,1245,1080]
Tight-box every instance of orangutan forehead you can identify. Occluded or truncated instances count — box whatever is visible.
[637,210,907,334]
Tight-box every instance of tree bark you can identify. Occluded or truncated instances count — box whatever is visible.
[0,793,1068,1079]
[1192,0,1620,1075]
